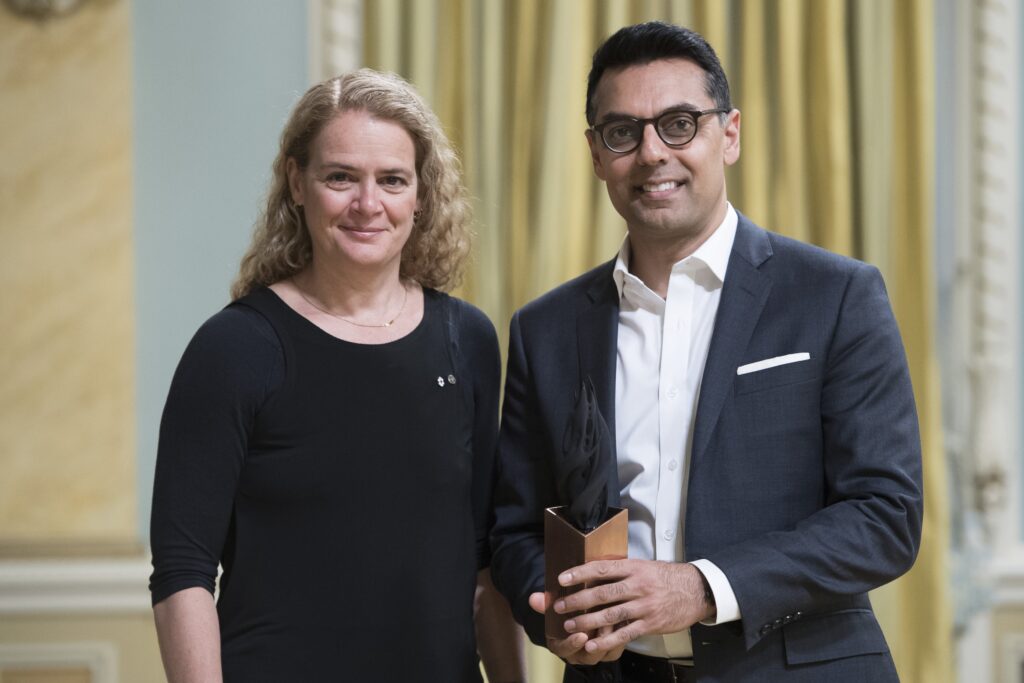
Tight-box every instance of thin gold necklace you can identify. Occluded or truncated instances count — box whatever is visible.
[295,280,409,328]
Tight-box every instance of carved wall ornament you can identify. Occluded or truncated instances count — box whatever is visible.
[2,0,86,21]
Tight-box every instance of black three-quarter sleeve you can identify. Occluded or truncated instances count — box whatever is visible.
[149,304,283,605]
[457,300,502,571]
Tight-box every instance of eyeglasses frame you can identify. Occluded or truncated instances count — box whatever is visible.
[591,108,731,153]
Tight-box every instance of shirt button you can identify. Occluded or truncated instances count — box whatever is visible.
[666,387,678,399]
[667,460,678,471]
[662,529,674,540]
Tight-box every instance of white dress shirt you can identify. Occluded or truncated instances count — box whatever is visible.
[614,204,742,658]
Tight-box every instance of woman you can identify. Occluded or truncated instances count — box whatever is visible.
[149,69,524,682]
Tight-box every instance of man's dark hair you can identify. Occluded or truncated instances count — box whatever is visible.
[585,21,732,125]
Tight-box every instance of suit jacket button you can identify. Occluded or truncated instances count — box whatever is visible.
[760,624,772,635]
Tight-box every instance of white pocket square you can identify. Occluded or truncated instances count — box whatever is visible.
[736,352,810,376]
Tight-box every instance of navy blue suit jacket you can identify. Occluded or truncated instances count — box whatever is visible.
[490,215,923,682]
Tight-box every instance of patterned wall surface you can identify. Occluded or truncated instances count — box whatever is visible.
[0,0,136,547]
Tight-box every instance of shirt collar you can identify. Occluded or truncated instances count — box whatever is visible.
[613,203,738,299]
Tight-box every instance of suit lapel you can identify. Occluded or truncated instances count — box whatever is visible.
[576,262,621,506]
[691,217,774,466]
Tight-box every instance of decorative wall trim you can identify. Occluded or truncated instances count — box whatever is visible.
[0,642,117,683]
[309,0,361,83]
[968,0,1021,554]
[0,556,151,615]
[958,609,993,683]
[946,1,1022,679]
[992,548,1024,607]
[1,0,88,21]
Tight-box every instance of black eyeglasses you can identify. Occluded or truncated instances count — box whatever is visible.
[591,108,730,153]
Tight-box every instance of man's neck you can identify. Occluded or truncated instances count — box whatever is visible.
[627,208,726,299]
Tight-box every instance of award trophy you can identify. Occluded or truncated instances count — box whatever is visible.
[544,380,628,642]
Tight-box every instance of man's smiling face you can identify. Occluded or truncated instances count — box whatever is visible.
[586,58,740,250]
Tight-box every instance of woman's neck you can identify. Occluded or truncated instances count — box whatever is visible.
[297,260,405,316]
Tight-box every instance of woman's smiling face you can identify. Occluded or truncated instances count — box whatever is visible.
[288,109,419,275]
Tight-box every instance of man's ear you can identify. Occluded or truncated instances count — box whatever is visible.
[723,109,741,166]
[585,128,607,181]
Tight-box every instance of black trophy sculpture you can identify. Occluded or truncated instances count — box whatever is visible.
[557,379,612,532]
[544,378,628,641]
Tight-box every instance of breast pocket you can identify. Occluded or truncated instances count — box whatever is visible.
[734,355,820,395]
[732,356,822,446]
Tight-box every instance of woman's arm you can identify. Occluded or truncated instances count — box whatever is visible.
[150,306,282,682]
[153,587,223,683]
[475,568,526,683]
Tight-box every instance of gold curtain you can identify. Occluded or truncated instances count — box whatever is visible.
[364,2,949,682]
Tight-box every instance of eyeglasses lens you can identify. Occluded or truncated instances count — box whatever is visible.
[657,112,698,145]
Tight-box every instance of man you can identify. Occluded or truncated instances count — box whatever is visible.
[490,21,923,683]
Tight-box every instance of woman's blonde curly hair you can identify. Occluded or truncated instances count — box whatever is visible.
[231,69,472,299]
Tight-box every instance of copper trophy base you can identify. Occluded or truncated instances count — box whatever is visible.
[544,506,628,641]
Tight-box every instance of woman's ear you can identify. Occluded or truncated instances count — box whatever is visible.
[286,157,305,206]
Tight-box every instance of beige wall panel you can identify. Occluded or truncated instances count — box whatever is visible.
[0,613,161,683]
[0,2,135,544]
[994,607,1024,683]
[2,669,91,683]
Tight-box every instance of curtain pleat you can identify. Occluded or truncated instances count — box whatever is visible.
[362,2,949,681]
[774,0,812,243]
[850,0,894,270]
[734,0,769,225]
[885,1,951,681]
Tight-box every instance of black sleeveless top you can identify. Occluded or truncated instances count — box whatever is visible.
[150,287,500,682]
